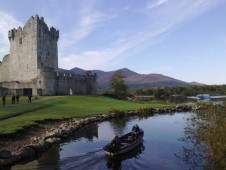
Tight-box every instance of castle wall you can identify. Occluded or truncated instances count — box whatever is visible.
[0,81,37,96]
[55,72,96,95]
[38,68,56,95]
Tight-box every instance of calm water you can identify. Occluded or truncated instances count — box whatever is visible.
[12,112,200,170]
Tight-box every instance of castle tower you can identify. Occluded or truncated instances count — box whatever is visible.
[2,15,59,82]
[0,15,96,96]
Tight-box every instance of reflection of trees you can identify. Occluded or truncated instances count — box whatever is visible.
[106,143,145,170]
[110,117,131,136]
[37,124,98,169]
[136,113,150,120]
[38,146,60,169]
[177,125,207,168]
[65,123,98,142]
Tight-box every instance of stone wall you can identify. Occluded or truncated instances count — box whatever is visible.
[55,72,97,95]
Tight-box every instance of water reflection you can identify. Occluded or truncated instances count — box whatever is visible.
[63,123,98,142]
[11,124,99,170]
[106,143,145,170]
[9,146,61,170]
[38,146,60,169]
[11,112,198,170]
[110,117,130,136]
[177,118,207,169]
[58,148,105,170]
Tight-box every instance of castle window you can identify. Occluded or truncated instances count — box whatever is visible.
[19,38,22,44]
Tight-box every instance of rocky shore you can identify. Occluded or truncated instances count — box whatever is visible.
[0,105,196,168]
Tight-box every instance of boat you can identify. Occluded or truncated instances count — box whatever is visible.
[196,94,210,100]
[103,129,144,156]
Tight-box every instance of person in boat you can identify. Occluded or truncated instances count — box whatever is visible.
[132,124,140,140]
[132,124,140,133]
[111,135,121,151]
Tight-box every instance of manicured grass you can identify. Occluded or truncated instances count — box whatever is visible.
[0,95,172,134]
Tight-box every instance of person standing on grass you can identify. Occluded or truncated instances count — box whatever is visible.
[16,94,19,104]
[12,94,16,104]
[2,95,6,107]
[28,94,32,103]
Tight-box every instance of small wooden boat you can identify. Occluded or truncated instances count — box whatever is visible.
[103,129,144,156]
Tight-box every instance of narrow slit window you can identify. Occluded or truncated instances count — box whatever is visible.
[19,38,22,44]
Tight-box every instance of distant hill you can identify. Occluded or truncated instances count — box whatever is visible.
[189,81,205,85]
[69,67,198,90]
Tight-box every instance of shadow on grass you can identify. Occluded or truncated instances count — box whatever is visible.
[0,103,59,121]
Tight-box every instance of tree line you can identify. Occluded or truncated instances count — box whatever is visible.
[106,70,226,99]
[131,85,226,98]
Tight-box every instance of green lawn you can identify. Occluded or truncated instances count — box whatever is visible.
[0,95,172,134]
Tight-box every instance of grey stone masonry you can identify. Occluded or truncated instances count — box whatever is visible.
[0,15,96,96]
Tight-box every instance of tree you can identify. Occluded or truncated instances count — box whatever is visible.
[109,71,128,99]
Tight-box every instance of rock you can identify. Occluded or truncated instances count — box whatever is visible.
[0,154,20,166]
[45,137,61,144]
[0,150,12,159]
[25,144,43,154]
[18,146,36,159]
[38,140,50,152]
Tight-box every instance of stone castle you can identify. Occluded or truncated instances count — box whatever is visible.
[0,15,96,96]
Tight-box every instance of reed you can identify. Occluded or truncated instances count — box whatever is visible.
[189,101,226,169]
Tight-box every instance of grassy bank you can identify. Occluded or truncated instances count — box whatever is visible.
[0,95,172,134]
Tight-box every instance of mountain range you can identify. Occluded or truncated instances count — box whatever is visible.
[61,67,201,90]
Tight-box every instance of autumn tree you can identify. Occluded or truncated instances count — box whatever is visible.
[109,71,128,99]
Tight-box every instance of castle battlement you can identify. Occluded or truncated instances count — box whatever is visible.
[8,15,59,41]
[55,72,96,79]
[8,27,23,41]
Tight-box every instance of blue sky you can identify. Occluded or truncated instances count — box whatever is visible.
[0,0,226,85]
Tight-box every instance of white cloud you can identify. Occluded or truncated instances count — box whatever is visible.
[147,0,169,9]
[62,12,106,45]
[59,0,223,70]
[59,49,117,69]
[59,2,115,51]
[0,12,22,59]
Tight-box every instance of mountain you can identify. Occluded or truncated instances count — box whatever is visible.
[189,81,205,85]
[70,67,86,74]
[69,67,195,89]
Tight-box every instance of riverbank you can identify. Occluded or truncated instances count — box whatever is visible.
[0,95,171,134]
[0,120,63,153]
[0,103,193,167]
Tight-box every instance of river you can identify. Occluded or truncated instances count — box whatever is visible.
[12,112,202,170]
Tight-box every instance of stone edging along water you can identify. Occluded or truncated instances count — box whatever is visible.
[0,105,197,167]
